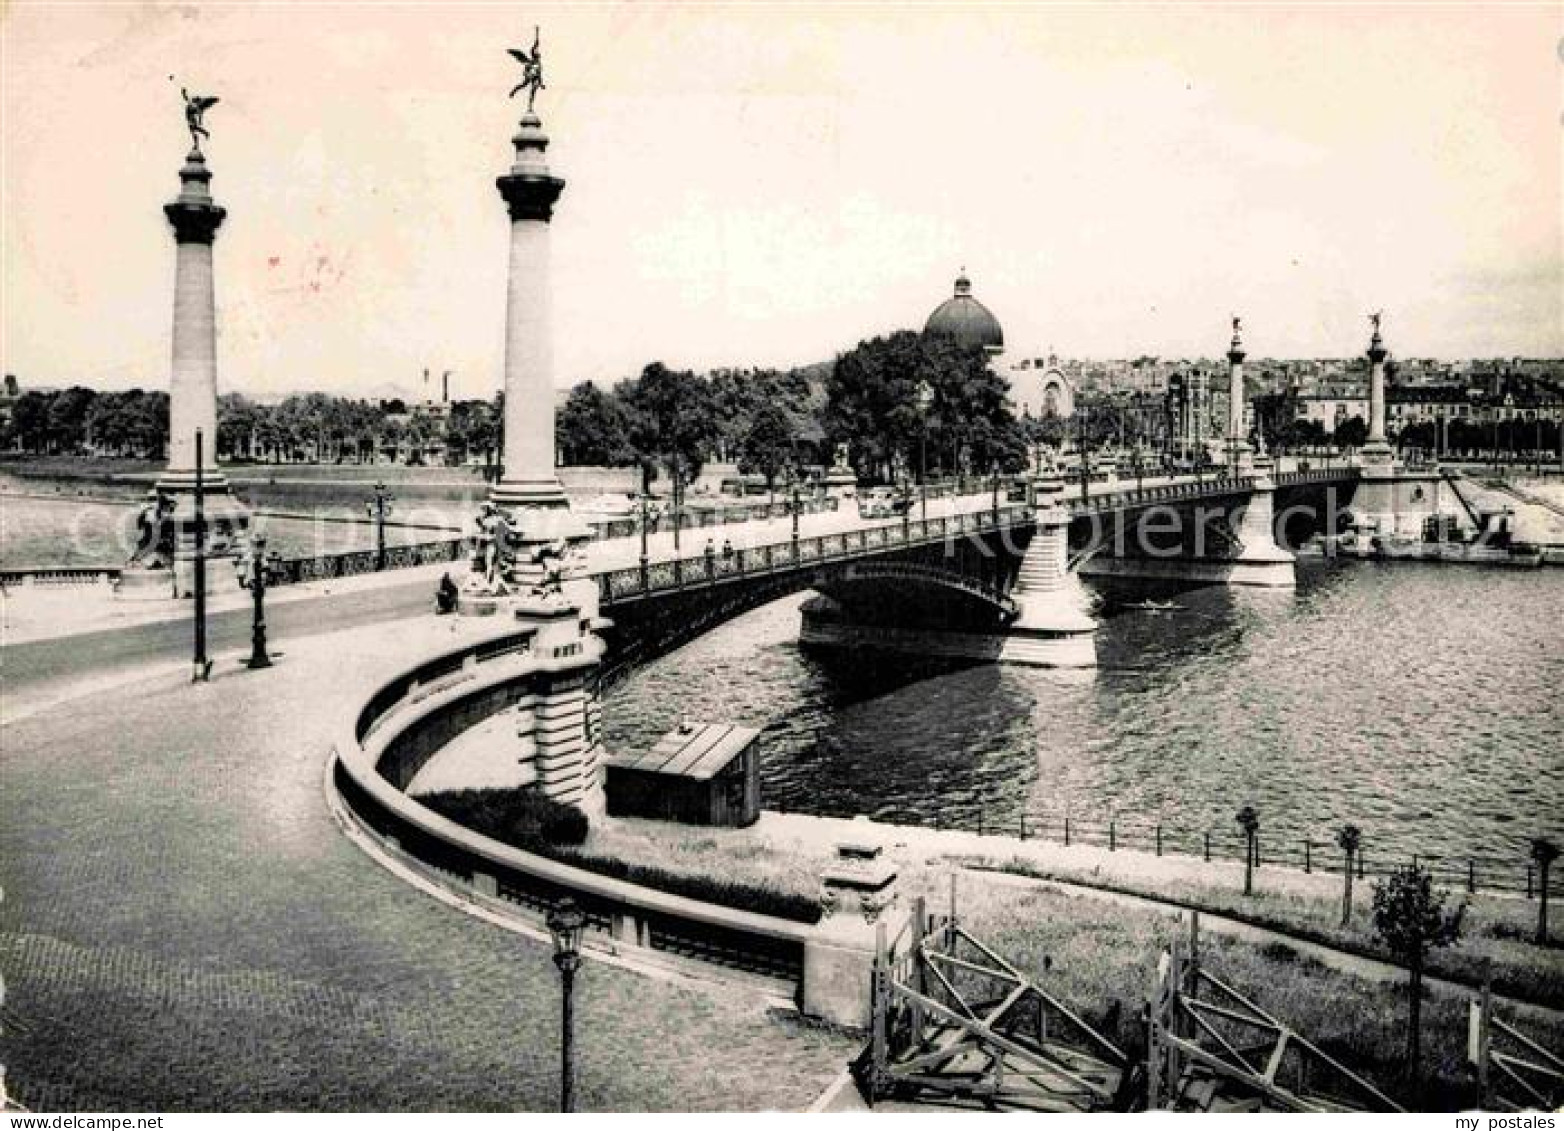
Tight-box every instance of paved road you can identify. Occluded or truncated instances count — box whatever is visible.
[1,489,1000,715]
[0,618,853,1112]
[3,578,435,717]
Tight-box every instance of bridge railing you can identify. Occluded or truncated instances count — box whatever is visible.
[269,537,467,587]
[0,565,122,588]
[1068,476,1258,517]
[1273,467,1361,487]
[595,505,1034,606]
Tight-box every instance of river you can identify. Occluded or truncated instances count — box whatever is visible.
[602,561,1563,880]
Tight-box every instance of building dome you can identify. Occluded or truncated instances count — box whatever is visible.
[923,273,1004,354]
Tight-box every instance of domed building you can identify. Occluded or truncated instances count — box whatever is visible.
[922,271,1074,419]
[923,272,1005,355]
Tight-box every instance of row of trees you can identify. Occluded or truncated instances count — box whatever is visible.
[6,331,1030,493]
[5,387,171,458]
[556,333,1034,495]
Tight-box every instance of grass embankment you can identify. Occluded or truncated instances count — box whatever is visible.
[941,878,1564,1111]
[947,849,1562,1011]
[606,814,1562,1011]
[420,789,822,924]
[417,800,1562,1107]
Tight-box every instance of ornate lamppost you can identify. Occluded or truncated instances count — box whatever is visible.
[784,469,803,556]
[637,483,650,589]
[192,429,210,682]
[366,481,394,572]
[547,897,586,1113]
[916,380,933,523]
[243,530,271,669]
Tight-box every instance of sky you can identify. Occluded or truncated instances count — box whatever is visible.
[2,2,1561,401]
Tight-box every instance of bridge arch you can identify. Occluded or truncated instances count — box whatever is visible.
[596,534,1025,688]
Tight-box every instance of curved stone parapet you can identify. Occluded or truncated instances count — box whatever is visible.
[329,620,817,990]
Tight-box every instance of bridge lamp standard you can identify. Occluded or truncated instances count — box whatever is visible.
[637,482,651,586]
[242,529,271,670]
[915,380,933,523]
[786,469,803,547]
[547,897,586,1112]
[365,481,394,572]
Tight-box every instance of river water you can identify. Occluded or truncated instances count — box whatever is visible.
[602,561,1563,878]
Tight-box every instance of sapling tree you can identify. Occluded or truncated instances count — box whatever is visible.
[1532,838,1559,945]
[1337,824,1362,926]
[1371,864,1465,1076]
[1236,805,1260,896]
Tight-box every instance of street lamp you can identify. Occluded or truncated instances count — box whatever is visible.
[365,481,394,572]
[244,530,272,669]
[547,897,586,1113]
[192,428,210,683]
[789,473,802,546]
[638,483,651,589]
[915,381,933,523]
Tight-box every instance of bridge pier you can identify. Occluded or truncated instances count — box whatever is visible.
[999,471,1098,668]
[1225,457,1296,588]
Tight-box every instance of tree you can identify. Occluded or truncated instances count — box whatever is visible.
[1532,838,1559,944]
[1335,414,1368,449]
[825,330,1019,484]
[739,400,796,501]
[1337,824,1362,926]
[47,386,96,452]
[1372,864,1465,1076]
[621,362,717,494]
[557,382,633,466]
[7,391,52,452]
[1236,805,1259,896]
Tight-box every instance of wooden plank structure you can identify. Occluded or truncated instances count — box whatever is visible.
[1147,912,1404,1113]
[855,886,1136,1112]
[1469,974,1564,1111]
[605,721,761,827]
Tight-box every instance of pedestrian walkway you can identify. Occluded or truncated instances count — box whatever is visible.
[0,614,854,1111]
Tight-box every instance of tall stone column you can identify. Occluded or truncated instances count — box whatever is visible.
[162,151,225,491]
[1226,317,1251,472]
[461,107,590,613]
[1348,314,1431,546]
[493,112,569,512]
[999,470,1097,667]
[121,140,247,600]
[1361,315,1394,465]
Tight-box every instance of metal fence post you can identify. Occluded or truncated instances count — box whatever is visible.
[1156,825,1163,857]
[1468,859,1476,894]
[1204,831,1211,862]
[1304,840,1312,874]
[1064,816,1071,847]
[1109,821,1116,852]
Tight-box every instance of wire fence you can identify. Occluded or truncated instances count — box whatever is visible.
[773,802,1560,899]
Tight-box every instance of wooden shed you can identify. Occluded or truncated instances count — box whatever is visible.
[605,722,762,827]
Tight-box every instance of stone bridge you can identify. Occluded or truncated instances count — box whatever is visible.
[584,465,1366,679]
